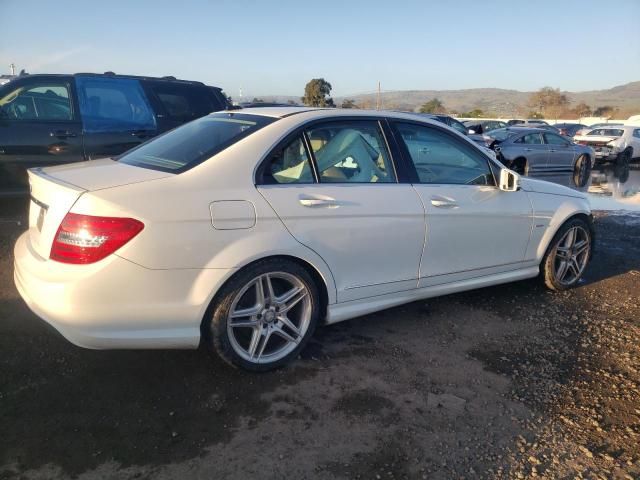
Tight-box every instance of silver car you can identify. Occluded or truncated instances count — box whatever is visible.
[487,127,594,187]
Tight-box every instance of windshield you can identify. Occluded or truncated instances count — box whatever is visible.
[587,128,624,137]
[118,113,276,172]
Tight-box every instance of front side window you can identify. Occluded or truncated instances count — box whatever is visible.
[395,122,494,185]
[76,76,156,132]
[305,121,396,183]
[118,113,275,173]
[544,133,570,145]
[0,82,72,120]
[262,136,314,184]
[517,133,543,144]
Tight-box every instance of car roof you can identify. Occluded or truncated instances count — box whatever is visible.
[8,72,215,88]
[223,107,457,123]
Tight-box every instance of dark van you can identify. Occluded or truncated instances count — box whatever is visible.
[0,73,229,194]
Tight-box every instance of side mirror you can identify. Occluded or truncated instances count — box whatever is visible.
[499,168,520,192]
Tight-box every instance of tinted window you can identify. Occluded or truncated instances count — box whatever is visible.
[76,76,155,132]
[517,133,543,144]
[118,113,275,173]
[149,83,219,121]
[544,133,570,145]
[396,122,494,185]
[306,121,396,183]
[0,82,72,120]
[263,136,314,184]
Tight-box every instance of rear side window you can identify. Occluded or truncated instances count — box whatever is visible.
[544,133,570,145]
[263,136,314,184]
[0,82,72,121]
[516,133,543,144]
[76,76,156,132]
[148,83,220,121]
[118,113,275,173]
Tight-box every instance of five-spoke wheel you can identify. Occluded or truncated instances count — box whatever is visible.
[541,217,592,290]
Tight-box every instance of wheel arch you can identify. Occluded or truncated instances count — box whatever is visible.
[199,254,332,342]
[537,211,595,264]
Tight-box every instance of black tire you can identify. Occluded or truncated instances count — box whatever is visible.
[204,258,320,372]
[540,217,592,291]
[616,148,631,167]
[572,154,592,187]
[512,157,528,176]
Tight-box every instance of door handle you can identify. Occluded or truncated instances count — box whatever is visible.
[299,194,339,208]
[523,148,533,152]
[430,195,458,208]
[549,149,557,152]
[50,130,77,139]
[130,130,155,138]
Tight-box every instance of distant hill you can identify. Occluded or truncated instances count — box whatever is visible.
[252,82,640,117]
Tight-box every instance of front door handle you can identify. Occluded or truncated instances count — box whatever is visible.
[50,130,77,139]
[299,194,339,208]
[430,195,458,208]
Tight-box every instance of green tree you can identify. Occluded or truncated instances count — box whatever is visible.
[593,105,617,118]
[302,78,335,107]
[461,109,484,118]
[341,99,357,109]
[573,102,591,118]
[419,98,446,114]
[527,87,569,119]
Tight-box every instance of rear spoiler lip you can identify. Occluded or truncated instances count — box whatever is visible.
[28,167,87,193]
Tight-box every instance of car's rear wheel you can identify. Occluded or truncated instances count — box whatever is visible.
[572,154,591,187]
[541,218,592,291]
[205,259,319,371]
[617,148,631,167]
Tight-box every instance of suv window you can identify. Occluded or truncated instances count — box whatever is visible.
[395,122,494,185]
[75,76,156,132]
[0,82,72,121]
[148,83,219,121]
[544,133,570,145]
[305,121,396,183]
[118,113,275,173]
[262,136,314,184]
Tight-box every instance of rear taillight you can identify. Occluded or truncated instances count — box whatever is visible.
[50,213,144,264]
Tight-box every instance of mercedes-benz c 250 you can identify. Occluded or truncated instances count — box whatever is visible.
[14,107,594,371]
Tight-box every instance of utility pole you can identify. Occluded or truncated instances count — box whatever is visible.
[9,63,16,75]
[376,81,381,110]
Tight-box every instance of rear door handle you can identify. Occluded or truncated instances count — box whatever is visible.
[50,130,77,139]
[299,194,339,208]
[430,195,458,208]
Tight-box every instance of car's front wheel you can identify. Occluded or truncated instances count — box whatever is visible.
[541,217,592,291]
[205,259,320,371]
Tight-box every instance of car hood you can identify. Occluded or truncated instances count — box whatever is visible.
[34,158,172,191]
[519,176,587,199]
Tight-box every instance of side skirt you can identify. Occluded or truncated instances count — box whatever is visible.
[325,266,539,325]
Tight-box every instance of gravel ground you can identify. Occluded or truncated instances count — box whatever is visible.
[0,200,638,480]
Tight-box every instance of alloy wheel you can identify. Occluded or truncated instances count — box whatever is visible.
[553,226,590,286]
[226,272,312,364]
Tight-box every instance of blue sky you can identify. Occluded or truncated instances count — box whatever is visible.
[1,0,639,98]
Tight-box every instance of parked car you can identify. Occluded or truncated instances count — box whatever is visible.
[574,122,624,137]
[463,120,507,134]
[507,119,549,126]
[573,125,640,165]
[486,127,593,186]
[554,123,589,138]
[14,107,594,371]
[417,113,489,149]
[0,73,229,194]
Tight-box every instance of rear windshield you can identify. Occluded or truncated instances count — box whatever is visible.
[118,112,276,172]
[587,128,623,137]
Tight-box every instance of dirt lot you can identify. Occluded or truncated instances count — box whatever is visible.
[0,199,638,480]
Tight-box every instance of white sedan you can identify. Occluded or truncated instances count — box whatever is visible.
[14,108,594,371]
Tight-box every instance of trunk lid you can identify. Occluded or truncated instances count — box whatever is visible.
[574,135,620,147]
[26,159,171,259]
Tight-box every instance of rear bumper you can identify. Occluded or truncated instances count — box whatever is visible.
[13,231,234,349]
